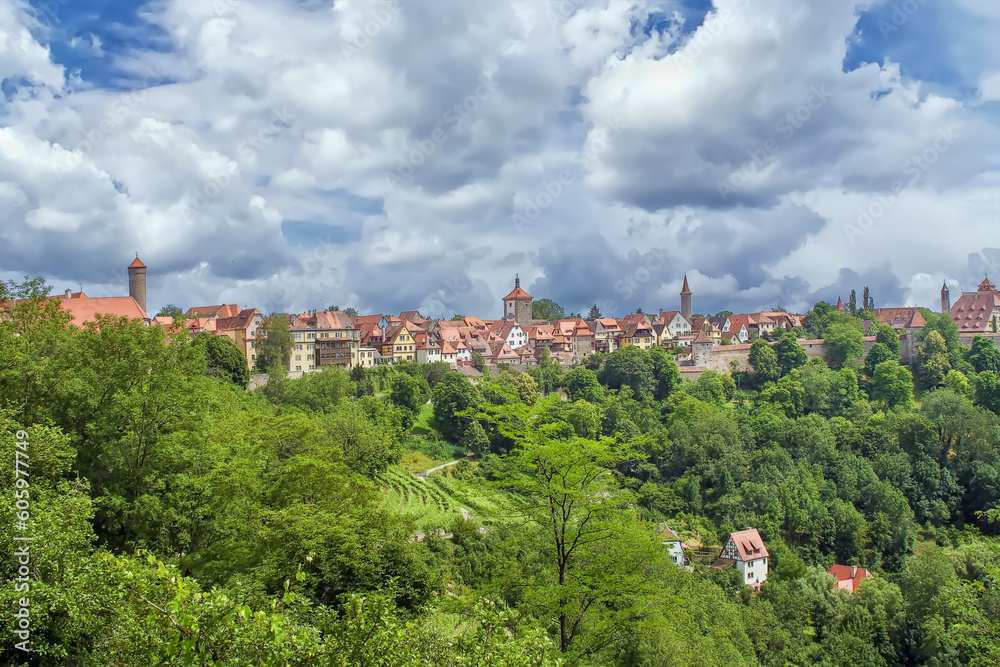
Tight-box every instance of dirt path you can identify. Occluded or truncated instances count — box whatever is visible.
[415,453,475,477]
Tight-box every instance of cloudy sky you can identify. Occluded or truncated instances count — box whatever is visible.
[0,0,998,319]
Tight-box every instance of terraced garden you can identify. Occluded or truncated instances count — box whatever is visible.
[375,465,512,532]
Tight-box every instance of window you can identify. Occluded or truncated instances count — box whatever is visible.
[307,354,312,360]
[295,355,301,361]
[295,365,301,371]
[294,333,302,340]
[335,332,342,338]
[251,354,256,360]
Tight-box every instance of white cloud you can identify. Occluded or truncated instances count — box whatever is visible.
[0,0,998,316]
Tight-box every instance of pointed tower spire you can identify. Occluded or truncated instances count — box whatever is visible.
[941,279,951,314]
[680,273,692,321]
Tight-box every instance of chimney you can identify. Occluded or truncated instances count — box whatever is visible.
[851,565,857,578]
[65,289,72,298]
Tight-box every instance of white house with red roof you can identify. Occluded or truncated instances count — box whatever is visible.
[713,528,769,588]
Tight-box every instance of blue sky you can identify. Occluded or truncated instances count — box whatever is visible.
[2,0,999,318]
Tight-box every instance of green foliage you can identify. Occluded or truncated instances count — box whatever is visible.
[969,335,1000,374]
[563,367,605,403]
[155,303,183,318]
[586,304,602,321]
[6,275,1000,667]
[871,361,914,410]
[532,298,566,321]
[864,342,896,378]
[915,330,952,388]
[749,339,780,388]
[194,332,250,388]
[774,331,808,376]
[257,314,293,376]
[824,321,865,368]
[598,346,655,398]
[431,372,482,442]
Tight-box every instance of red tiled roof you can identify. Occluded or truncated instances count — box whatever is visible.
[61,296,150,326]
[680,274,691,295]
[128,256,146,269]
[730,529,769,560]
[186,304,242,318]
[503,286,532,300]
[827,564,873,592]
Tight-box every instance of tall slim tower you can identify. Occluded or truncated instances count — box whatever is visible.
[128,254,147,315]
[680,273,692,321]
[941,280,950,314]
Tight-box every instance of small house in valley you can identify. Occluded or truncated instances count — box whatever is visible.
[712,528,769,588]
[827,564,873,592]
[658,525,685,566]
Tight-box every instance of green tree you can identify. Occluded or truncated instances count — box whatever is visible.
[344,307,359,317]
[871,360,914,410]
[872,321,901,356]
[194,332,250,388]
[257,315,293,376]
[915,330,951,388]
[969,335,1000,374]
[749,339,780,388]
[532,298,565,321]
[155,304,183,318]
[973,371,1000,415]
[563,367,605,403]
[649,346,681,401]
[431,373,482,441]
[824,321,864,367]
[864,342,895,378]
[485,401,660,657]
[471,352,487,373]
[598,346,654,397]
[774,331,808,376]
[388,372,430,426]
[586,304,602,321]
[943,369,973,400]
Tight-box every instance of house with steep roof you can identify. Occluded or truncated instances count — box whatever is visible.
[827,564,873,593]
[657,310,692,338]
[591,318,622,353]
[658,525,685,567]
[215,308,264,370]
[712,528,769,588]
[620,321,655,350]
[872,307,926,333]
[949,277,1000,334]
[414,333,443,365]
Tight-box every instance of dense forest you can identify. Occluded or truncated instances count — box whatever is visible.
[2,278,999,666]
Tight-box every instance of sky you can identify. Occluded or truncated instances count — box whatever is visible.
[0,0,998,319]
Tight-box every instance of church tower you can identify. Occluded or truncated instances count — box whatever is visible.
[502,275,533,327]
[680,274,692,321]
[941,280,950,314]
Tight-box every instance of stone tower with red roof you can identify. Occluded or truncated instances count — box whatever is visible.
[128,254,147,315]
[502,275,533,327]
